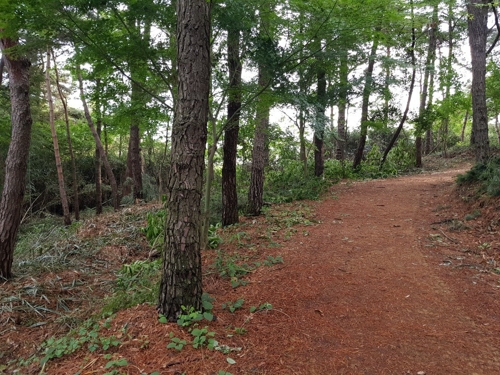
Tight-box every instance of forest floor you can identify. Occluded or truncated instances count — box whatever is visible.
[2,152,500,374]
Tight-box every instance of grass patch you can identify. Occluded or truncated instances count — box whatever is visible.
[102,259,161,315]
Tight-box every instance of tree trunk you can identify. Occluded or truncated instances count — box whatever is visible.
[0,55,4,86]
[201,117,217,249]
[247,3,272,216]
[383,46,391,127]
[336,48,348,161]
[95,100,103,215]
[158,0,210,321]
[424,5,438,156]
[314,66,326,177]
[222,26,241,227]
[0,36,33,280]
[467,0,490,163]
[127,80,143,201]
[45,48,71,225]
[52,50,79,220]
[440,2,454,157]
[416,6,438,168]
[381,1,416,167]
[77,67,119,210]
[462,109,469,142]
[353,34,379,169]
[299,111,307,170]
[494,114,500,144]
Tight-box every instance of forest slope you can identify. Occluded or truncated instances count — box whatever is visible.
[3,163,500,374]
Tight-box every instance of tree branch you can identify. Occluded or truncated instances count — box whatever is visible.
[486,5,500,56]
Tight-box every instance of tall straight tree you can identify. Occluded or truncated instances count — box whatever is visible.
[222,24,242,226]
[248,1,273,216]
[52,51,80,220]
[45,48,71,225]
[467,0,490,162]
[353,32,379,169]
[381,0,417,167]
[158,0,211,321]
[416,3,438,167]
[314,53,326,176]
[0,35,33,279]
[77,66,120,211]
[336,46,348,161]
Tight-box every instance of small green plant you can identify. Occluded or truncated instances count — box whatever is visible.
[234,327,247,335]
[176,305,214,326]
[208,223,223,249]
[38,317,120,366]
[263,255,284,266]
[103,358,128,375]
[166,327,216,351]
[214,250,251,288]
[222,298,245,313]
[167,333,187,351]
[142,209,166,250]
[447,219,469,231]
[230,231,251,247]
[464,209,481,221]
[249,302,273,313]
[191,326,216,349]
[103,259,161,314]
[218,371,234,375]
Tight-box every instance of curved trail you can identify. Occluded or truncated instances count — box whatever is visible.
[257,169,500,374]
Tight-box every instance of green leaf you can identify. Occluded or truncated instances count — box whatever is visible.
[203,312,214,321]
[158,315,168,324]
[226,357,236,365]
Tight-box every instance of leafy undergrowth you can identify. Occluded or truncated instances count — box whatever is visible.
[2,147,498,374]
[0,200,318,374]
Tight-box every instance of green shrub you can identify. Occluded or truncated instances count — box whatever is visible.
[265,160,328,203]
[457,157,500,196]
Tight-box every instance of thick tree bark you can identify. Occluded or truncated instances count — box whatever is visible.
[467,0,490,163]
[52,50,79,220]
[222,26,241,227]
[77,67,119,211]
[353,34,379,169]
[0,36,33,279]
[45,48,71,225]
[158,0,210,321]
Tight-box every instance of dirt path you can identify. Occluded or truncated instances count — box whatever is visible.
[16,167,500,375]
[259,168,500,374]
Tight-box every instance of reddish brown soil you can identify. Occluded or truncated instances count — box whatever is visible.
[3,165,500,374]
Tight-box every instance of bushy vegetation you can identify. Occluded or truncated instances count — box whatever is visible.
[265,160,329,203]
[456,157,500,196]
[102,259,162,315]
